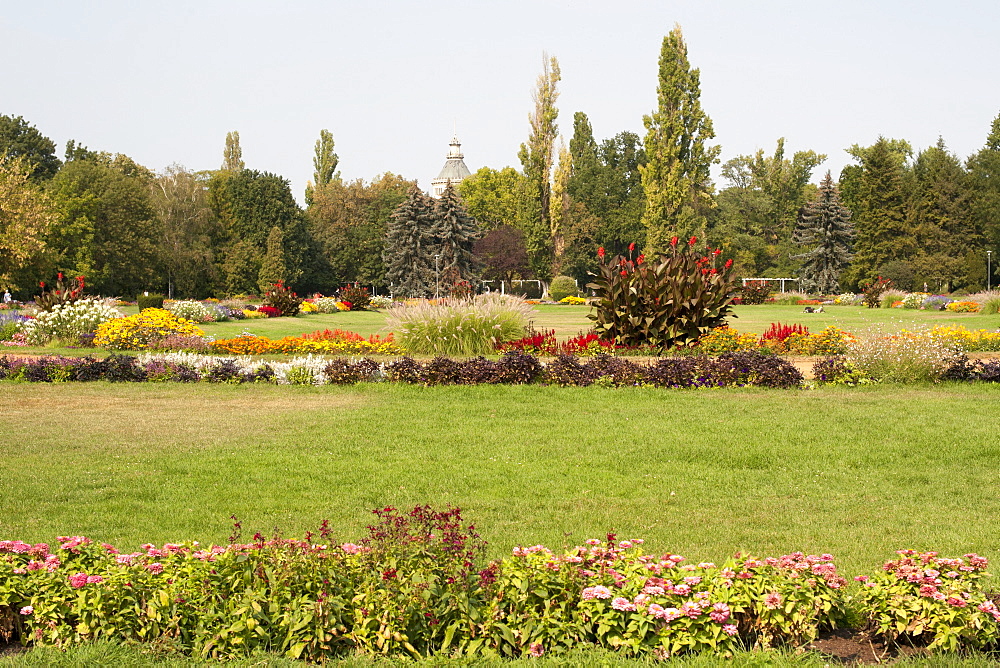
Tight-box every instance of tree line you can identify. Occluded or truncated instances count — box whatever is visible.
[2,26,999,299]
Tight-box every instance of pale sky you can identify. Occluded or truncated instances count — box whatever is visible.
[3,1,998,203]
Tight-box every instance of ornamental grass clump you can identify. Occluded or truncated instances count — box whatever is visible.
[386,294,533,356]
[846,329,962,383]
[21,298,122,345]
[587,239,737,350]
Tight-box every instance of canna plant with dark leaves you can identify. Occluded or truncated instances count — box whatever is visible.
[586,238,738,350]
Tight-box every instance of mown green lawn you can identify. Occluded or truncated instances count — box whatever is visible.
[3,381,999,577]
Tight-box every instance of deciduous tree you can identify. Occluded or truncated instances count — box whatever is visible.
[640,25,720,252]
[0,158,58,293]
[0,115,61,181]
[305,129,339,205]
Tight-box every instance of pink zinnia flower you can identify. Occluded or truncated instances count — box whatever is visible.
[643,585,665,596]
[684,576,702,585]
[723,624,738,636]
[612,597,636,612]
[68,573,89,589]
[763,592,782,609]
[146,562,164,575]
[680,601,702,618]
[591,585,612,599]
[709,602,731,623]
[648,603,666,619]
[19,606,33,615]
[673,583,691,595]
[86,575,103,584]
[528,642,544,657]
[947,596,967,608]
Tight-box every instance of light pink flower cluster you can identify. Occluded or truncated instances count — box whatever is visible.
[146,562,164,575]
[581,585,613,600]
[612,596,636,612]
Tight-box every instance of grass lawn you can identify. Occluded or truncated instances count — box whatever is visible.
[3,381,999,577]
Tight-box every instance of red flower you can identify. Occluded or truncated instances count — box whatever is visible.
[689,236,698,246]
[712,248,722,256]
[636,254,645,264]
[39,281,45,288]
[725,259,733,269]
[620,270,628,276]
[628,242,635,253]
[670,236,679,247]
[597,247,606,258]
[57,272,64,281]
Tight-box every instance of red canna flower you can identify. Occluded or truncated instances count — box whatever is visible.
[39,281,45,288]
[636,254,645,264]
[712,248,722,256]
[597,246,606,258]
[670,236,679,247]
[620,270,628,276]
[689,236,698,246]
[57,272,63,281]
[628,242,635,253]
[725,259,733,269]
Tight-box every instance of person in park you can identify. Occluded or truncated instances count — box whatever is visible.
[3,289,11,304]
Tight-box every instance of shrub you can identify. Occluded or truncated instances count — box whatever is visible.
[21,298,122,345]
[93,309,205,350]
[261,281,303,317]
[337,284,372,310]
[922,294,952,311]
[323,358,381,384]
[0,313,30,342]
[861,276,892,308]
[547,275,578,302]
[856,551,998,651]
[136,293,165,310]
[740,280,772,305]
[299,300,318,313]
[386,294,533,356]
[833,293,861,305]
[587,240,737,349]
[811,357,871,385]
[34,274,86,311]
[846,330,962,383]
[559,295,587,305]
[900,292,929,309]
[165,300,217,323]
[368,295,393,309]
[311,297,341,313]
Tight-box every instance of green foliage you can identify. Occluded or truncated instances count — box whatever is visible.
[337,284,371,310]
[150,165,222,300]
[792,172,854,294]
[136,294,165,310]
[0,115,61,181]
[587,240,737,349]
[222,130,244,171]
[385,294,532,356]
[261,281,303,317]
[0,158,58,294]
[46,156,162,298]
[305,129,339,206]
[257,226,287,294]
[309,173,414,291]
[640,26,720,252]
[431,183,480,283]
[547,275,578,301]
[840,138,913,289]
[518,55,561,278]
[384,185,436,297]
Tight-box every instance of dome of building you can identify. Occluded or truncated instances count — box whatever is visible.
[431,135,471,197]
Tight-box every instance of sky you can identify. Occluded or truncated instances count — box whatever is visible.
[3,0,999,204]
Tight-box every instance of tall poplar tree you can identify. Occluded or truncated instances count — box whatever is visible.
[222,131,245,171]
[305,129,339,205]
[384,185,435,297]
[517,54,561,277]
[640,25,720,252]
[792,172,854,294]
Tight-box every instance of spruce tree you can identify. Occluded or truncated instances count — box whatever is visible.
[385,185,435,297]
[840,137,913,288]
[640,25,720,252]
[431,182,480,282]
[792,172,854,294]
[967,111,1000,288]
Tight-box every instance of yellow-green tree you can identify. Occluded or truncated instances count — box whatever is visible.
[0,157,58,293]
[640,26,720,253]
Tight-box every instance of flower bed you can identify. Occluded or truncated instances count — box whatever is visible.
[209,330,403,356]
[2,508,997,660]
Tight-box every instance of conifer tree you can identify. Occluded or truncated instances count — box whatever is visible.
[792,172,854,294]
[385,185,435,297]
[640,25,720,252]
[968,111,1000,288]
[840,137,912,288]
[258,225,287,293]
[431,182,480,282]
